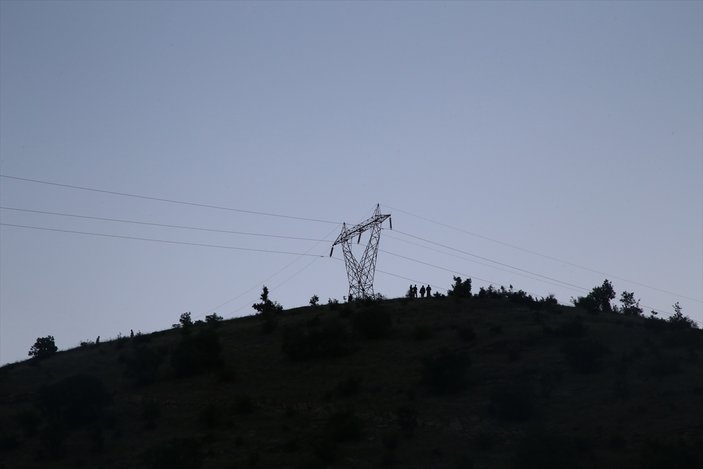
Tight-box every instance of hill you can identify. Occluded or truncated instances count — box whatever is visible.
[1,293,702,468]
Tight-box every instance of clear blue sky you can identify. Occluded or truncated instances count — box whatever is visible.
[1,1,701,365]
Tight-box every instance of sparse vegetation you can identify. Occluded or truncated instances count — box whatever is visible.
[422,350,470,394]
[2,277,702,468]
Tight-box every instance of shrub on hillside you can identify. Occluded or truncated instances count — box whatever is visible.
[456,324,477,342]
[324,409,364,443]
[142,437,203,469]
[171,329,223,377]
[489,382,535,421]
[123,345,164,386]
[572,280,615,314]
[639,438,703,469]
[37,374,111,428]
[28,336,58,359]
[252,286,283,315]
[447,276,472,298]
[561,339,608,374]
[552,317,587,338]
[668,302,697,329]
[412,324,434,341]
[282,320,353,360]
[513,433,579,469]
[351,304,392,339]
[205,313,223,326]
[421,350,470,394]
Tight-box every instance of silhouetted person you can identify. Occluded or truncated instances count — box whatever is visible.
[420,285,426,298]
[130,329,134,338]
[96,335,100,345]
[426,285,432,297]
[413,285,418,298]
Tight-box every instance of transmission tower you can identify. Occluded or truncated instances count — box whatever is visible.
[330,204,392,300]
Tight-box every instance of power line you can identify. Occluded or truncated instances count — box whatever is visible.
[379,248,499,287]
[383,203,702,303]
[206,225,341,314]
[383,231,587,293]
[0,223,326,257]
[0,206,328,242]
[0,174,340,225]
[388,229,588,292]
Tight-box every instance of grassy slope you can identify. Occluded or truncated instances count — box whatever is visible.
[1,296,702,469]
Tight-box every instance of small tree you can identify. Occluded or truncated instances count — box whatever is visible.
[252,286,283,315]
[205,313,223,324]
[669,302,697,329]
[28,336,58,359]
[447,276,472,298]
[573,279,616,313]
[620,291,643,316]
[309,295,320,307]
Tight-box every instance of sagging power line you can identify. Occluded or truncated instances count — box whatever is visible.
[0,206,329,242]
[0,223,326,257]
[0,174,340,225]
[383,203,702,304]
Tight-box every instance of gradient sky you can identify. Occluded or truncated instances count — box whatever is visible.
[1,1,701,365]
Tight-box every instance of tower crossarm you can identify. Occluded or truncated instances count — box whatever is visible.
[332,205,391,247]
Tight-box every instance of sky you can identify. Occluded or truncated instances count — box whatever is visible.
[1,1,701,365]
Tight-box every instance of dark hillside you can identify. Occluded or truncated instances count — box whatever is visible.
[2,295,702,468]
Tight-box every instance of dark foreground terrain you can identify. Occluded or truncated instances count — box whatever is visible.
[1,294,702,468]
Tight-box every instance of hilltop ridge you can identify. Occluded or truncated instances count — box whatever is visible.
[1,292,702,468]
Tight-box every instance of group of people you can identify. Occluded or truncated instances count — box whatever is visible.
[408,284,432,298]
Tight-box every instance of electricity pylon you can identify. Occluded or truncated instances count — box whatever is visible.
[330,204,391,300]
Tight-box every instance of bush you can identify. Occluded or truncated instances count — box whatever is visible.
[16,408,41,436]
[142,399,161,425]
[351,304,392,339]
[232,395,256,415]
[28,336,58,359]
[327,375,362,399]
[447,276,472,298]
[252,286,283,315]
[324,410,363,443]
[561,339,608,374]
[639,438,703,469]
[552,317,587,338]
[489,382,535,421]
[422,350,470,394]
[412,324,434,341]
[572,279,615,314]
[282,320,353,360]
[205,313,223,325]
[123,345,164,386]
[395,405,418,437]
[457,324,476,342]
[142,437,203,469]
[171,329,223,377]
[513,433,579,469]
[37,374,111,428]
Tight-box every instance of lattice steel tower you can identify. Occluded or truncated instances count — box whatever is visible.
[330,204,391,300]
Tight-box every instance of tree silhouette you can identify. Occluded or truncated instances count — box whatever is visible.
[620,291,643,316]
[574,279,615,313]
[28,335,57,359]
[252,286,283,315]
[447,276,472,298]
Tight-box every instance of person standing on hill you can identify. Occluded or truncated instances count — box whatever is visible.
[420,285,426,298]
[426,285,432,297]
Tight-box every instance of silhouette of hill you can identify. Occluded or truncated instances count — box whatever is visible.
[1,291,702,468]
